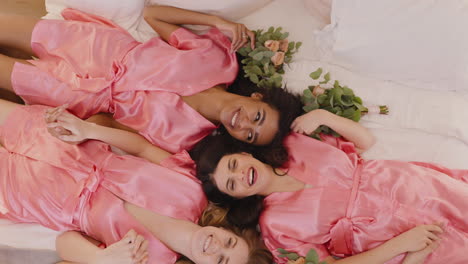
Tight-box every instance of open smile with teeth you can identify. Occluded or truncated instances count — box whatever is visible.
[247,167,256,186]
[203,235,213,253]
[230,109,240,128]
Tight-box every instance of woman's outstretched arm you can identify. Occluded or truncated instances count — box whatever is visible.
[46,108,171,164]
[291,109,376,153]
[56,230,148,264]
[143,5,255,51]
[312,224,441,264]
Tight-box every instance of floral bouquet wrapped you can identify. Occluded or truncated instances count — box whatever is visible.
[237,27,302,89]
[303,68,389,139]
[277,248,327,264]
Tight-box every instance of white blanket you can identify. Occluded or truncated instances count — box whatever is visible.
[3,0,467,252]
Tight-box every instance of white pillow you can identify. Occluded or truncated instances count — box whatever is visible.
[44,0,273,42]
[303,0,331,25]
[149,0,272,21]
[317,0,468,92]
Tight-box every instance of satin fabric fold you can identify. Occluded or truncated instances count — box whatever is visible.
[261,133,468,264]
[0,105,207,264]
[12,8,237,153]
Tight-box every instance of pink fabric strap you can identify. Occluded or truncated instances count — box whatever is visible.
[329,161,374,256]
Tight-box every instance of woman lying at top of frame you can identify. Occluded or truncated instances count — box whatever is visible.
[0,5,302,154]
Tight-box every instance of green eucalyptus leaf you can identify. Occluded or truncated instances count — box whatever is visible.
[295,42,303,49]
[342,86,354,96]
[263,50,275,58]
[310,68,323,80]
[281,32,289,39]
[303,88,313,99]
[261,57,271,65]
[351,109,362,122]
[253,52,264,61]
[268,26,274,33]
[285,253,300,261]
[333,80,341,89]
[303,101,319,112]
[305,249,319,263]
[288,42,295,51]
[342,108,356,119]
[340,95,354,106]
[275,27,283,33]
[251,65,263,75]
[353,102,367,111]
[353,96,363,104]
[319,72,331,84]
[317,94,328,104]
[249,74,259,84]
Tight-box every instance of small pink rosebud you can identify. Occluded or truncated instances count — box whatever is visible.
[264,40,280,52]
[279,39,289,52]
[271,51,285,66]
[312,85,326,96]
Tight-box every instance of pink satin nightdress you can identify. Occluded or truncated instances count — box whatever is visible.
[260,133,468,264]
[0,105,207,264]
[11,8,237,153]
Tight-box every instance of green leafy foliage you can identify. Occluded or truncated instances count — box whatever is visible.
[276,248,326,264]
[237,27,301,89]
[301,69,388,139]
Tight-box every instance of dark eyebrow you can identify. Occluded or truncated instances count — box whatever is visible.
[252,109,266,144]
[259,109,266,126]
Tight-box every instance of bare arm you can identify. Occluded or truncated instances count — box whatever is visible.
[143,5,255,51]
[56,230,148,264]
[46,111,171,164]
[321,224,442,264]
[291,109,376,153]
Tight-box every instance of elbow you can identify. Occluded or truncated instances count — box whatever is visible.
[143,5,161,22]
[361,132,376,152]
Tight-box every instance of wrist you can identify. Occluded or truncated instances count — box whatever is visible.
[383,237,407,256]
[212,16,227,28]
[84,122,99,140]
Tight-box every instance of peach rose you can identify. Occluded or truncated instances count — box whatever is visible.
[264,40,280,52]
[287,257,306,264]
[279,39,289,52]
[271,51,285,66]
[312,85,326,96]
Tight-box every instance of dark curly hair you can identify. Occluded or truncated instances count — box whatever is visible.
[190,132,287,228]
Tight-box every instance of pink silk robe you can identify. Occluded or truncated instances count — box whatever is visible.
[260,133,468,264]
[12,9,237,153]
[0,105,207,264]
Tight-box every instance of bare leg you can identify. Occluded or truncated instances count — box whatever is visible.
[0,13,40,55]
[0,53,31,92]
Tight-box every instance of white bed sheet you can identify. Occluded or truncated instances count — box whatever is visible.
[2,0,467,253]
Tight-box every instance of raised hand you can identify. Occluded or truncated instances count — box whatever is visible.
[290,109,326,135]
[215,19,255,52]
[91,229,148,264]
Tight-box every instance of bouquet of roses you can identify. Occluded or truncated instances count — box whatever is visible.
[237,27,302,89]
[277,248,327,264]
[302,68,389,139]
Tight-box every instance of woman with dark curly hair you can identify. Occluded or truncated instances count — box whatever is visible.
[0,5,302,153]
[192,108,468,264]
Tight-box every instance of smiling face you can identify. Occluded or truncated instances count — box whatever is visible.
[212,153,273,198]
[191,226,249,264]
[219,93,279,146]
